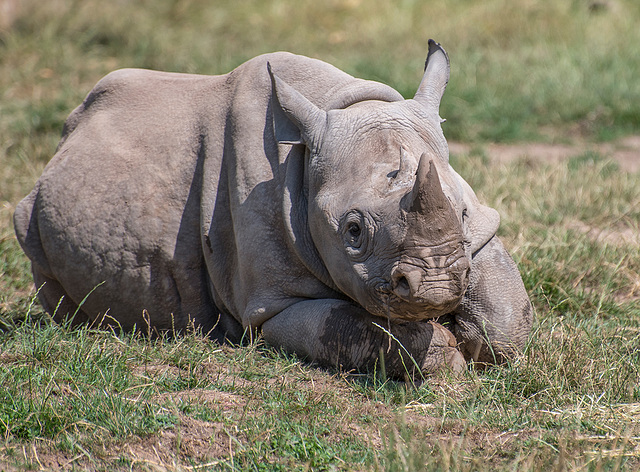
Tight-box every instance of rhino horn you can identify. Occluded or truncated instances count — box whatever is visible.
[268,62,327,147]
[408,153,450,217]
[413,39,450,115]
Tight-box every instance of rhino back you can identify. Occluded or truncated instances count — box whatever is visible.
[15,67,231,331]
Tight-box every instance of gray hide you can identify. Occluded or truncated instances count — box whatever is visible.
[14,41,533,378]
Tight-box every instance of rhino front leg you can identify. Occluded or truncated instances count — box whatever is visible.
[452,236,533,365]
[261,299,466,379]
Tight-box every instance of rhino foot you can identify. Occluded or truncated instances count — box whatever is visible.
[420,321,466,375]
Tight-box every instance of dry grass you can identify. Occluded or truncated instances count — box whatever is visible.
[1,0,639,470]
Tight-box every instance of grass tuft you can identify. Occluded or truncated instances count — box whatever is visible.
[1,0,639,469]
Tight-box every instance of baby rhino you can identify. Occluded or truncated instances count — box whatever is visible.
[14,40,533,379]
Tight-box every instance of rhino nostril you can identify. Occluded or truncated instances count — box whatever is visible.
[396,276,410,292]
[391,267,413,299]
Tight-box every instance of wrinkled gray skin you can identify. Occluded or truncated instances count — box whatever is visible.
[14,41,533,378]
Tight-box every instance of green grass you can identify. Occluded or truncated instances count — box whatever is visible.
[2,288,638,470]
[1,0,640,470]
[1,0,639,156]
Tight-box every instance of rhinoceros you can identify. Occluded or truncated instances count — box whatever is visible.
[14,40,532,377]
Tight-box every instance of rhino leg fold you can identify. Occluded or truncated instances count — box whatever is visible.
[207,311,245,345]
[452,236,533,365]
[261,299,466,380]
[32,267,89,326]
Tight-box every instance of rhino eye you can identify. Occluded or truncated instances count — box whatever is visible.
[348,222,361,239]
[342,211,367,250]
[346,221,363,248]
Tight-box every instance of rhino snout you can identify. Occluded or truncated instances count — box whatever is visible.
[389,257,470,311]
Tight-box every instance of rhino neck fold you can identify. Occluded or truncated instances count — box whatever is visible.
[281,144,340,293]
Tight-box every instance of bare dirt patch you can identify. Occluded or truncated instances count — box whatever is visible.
[119,415,233,469]
[567,221,640,247]
[449,135,640,172]
[158,388,247,410]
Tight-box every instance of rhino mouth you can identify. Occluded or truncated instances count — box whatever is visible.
[371,252,470,321]
[375,283,467,321]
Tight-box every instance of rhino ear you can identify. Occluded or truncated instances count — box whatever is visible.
[268,62,327,147]
[458,177,501,253]
[413,39,450,115]
[467,204,500,254]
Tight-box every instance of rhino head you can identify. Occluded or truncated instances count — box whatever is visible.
[270,41,498,322]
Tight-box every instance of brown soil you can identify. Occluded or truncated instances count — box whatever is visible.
[449,135,640,172]
[3,367,545,471]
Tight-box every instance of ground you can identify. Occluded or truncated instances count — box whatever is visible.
[449,135,640,173]
[1,138,638,471]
